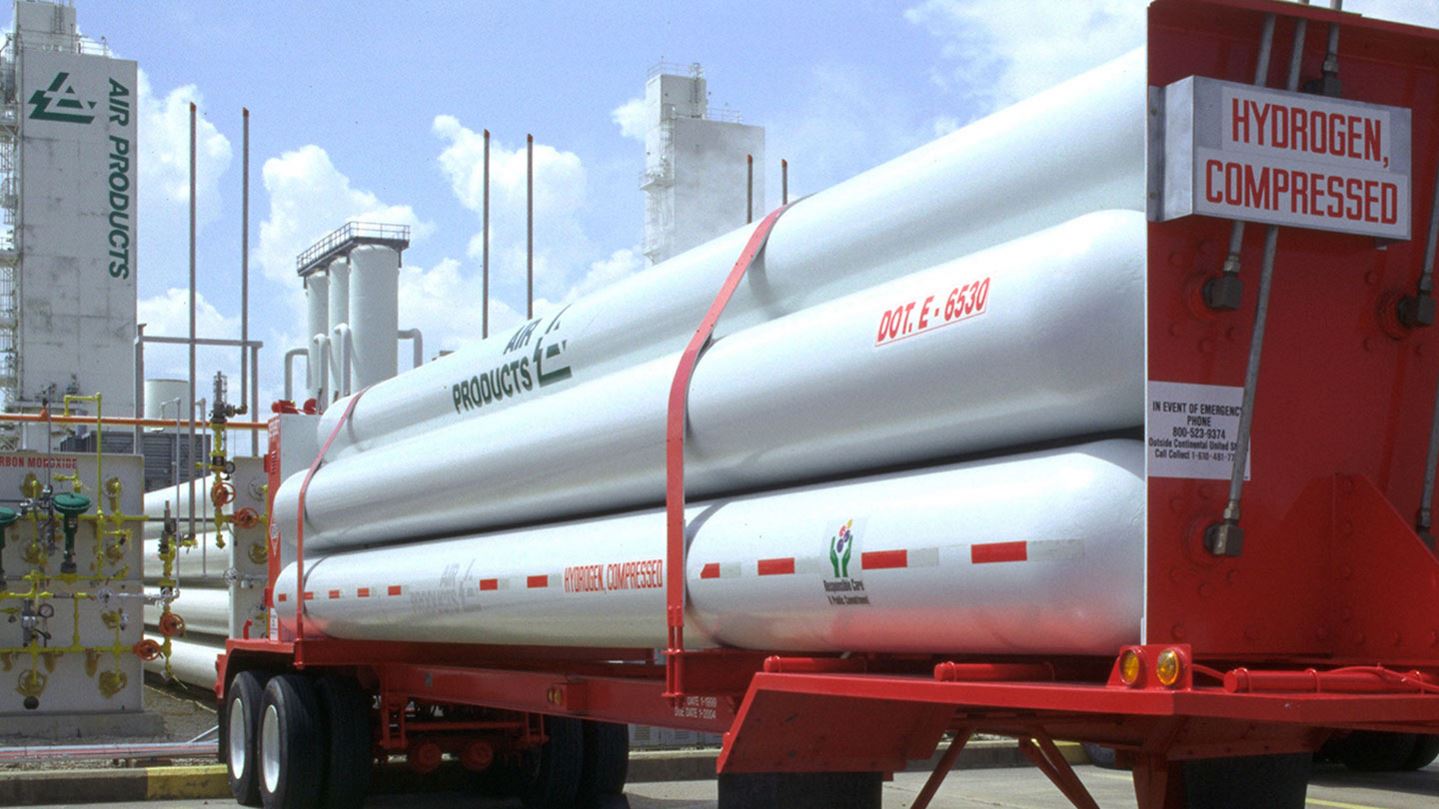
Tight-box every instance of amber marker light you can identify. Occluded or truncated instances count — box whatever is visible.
[1119,649,1143,686]
[1156,648,1183,687]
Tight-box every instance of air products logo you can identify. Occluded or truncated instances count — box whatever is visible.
[28,72,97,124]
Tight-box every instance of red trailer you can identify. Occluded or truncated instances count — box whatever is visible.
[217,1,1439,806]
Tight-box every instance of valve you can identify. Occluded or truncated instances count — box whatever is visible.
[211,479,236,509]
[17,668,47,704]
[52,492,91,574]
[132,638,162,662]
[158,610,186,638]
[0,506,17,589]
[84,648,100,677]
[234,507,260,530]
[247,542,268,565]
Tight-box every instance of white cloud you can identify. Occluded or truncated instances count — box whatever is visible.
[256,144,432,286]
[432,115,595,303]
[611,97,647,141]
[906,0,1439,125]
[137,70,232,293]
[137,289,247,402]
[905,0,1143,114]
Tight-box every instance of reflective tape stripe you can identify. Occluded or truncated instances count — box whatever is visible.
[971,541,1028,564]
[527,575,549,589]
[276,593,288,603]
[861,549,907,570]
[302,591,314,601]
[757,557,796,576]
[700,563,721,579]
[387,585,403,596]
[479,578,499,591]
[327,589,341,600]
[357,587,371,598]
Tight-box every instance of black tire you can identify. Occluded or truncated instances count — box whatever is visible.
[1402,735,1439,770]
[1335,731,1418,772]
[519,715,584,809]
[1082,742,1123,770]
[258,674,326,809]
[1185,753,1310,809]
[222,670,268,807]
[316,676,374,809]
[579,721,629,799]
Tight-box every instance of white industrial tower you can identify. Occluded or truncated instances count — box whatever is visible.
[640,63,765,265]
[0,0,137,413]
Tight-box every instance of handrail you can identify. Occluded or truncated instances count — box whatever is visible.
[0,413,266,431]
[663,203,793,702]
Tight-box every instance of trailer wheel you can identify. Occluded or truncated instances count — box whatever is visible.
[518,715,584,809]
[258,674,326,809]
[222,670,268,807]
[316,676,373,809]
[1401,735,1439,770]
[579,721,629,799]
[1185,753,1310,809]
[1335,731,1418,772]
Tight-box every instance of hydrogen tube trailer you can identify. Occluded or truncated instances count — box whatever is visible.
[218,2,1439,808]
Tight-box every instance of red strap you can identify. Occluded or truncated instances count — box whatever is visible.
[293,387,371,652]
[664,203,793,700]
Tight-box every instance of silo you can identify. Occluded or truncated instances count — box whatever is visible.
[347,246,399,389]
[305,273,329,402]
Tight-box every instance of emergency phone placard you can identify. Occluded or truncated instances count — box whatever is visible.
[1154,76,1412,240]
[1147,380,1250,481]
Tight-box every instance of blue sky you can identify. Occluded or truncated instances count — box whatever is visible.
[12,0,1437,409]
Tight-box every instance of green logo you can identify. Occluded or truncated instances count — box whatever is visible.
[829,519,854,578]
[28,72,97,124]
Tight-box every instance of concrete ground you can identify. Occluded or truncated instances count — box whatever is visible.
[24,760,1439,808]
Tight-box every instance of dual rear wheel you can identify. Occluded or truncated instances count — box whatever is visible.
[222,671,374,809]
[223,668,630,809]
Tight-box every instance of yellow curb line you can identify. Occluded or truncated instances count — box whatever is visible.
[145,764,228,800]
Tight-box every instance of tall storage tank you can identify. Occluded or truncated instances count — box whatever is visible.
[347,246,399,389]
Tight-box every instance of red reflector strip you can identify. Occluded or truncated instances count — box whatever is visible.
[327,589,341,600]
[757,558,795,576]
[861,549,907,570]
[276,593,288,603]
[700,563,721,579]
[971,541,1028,564]
[387,585,403,596]
[357,587,371,598]
[302,591,314,601]
[527,575,549,589]
[479,578,499,591]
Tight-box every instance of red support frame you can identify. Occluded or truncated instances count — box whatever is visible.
[664,203,793,701]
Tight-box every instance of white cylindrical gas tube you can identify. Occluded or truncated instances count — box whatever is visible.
[274,210,1144,552]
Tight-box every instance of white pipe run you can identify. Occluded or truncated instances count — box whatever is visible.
[315,48,1145,461]
[274,210,1144,552]
[349,245,400,388]
[145,635,220,688]
[305,273,329,401]
[278,440,1143,656]
[142,479,223,540]
[144,587,229,637]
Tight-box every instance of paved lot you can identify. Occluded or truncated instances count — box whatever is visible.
[27,761,1438,808]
